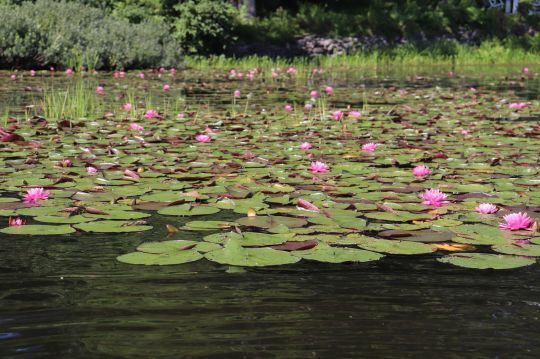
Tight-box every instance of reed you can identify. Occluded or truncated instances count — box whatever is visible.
[40,80,100,120]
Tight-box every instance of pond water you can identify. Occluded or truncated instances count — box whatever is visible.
[1,65,540,357]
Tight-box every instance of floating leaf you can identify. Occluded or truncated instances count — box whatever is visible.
[437,253,535,270]
[137,240,220,254]
[450,224,515,245]
[182,220,235,231]
[492,243,540,257]
[364,211,433,222]
[157,204,220,216]
[237,215,307,229]
[292,244,384,263]
[0,224,75,235]
[270,240,318,251]
[33,215,97,224]
[204,237,300,267]
[75,220,152,233]
[356,238,435,255]
[117,250,203,265]
[203,231,294,246]
[431,243,476,252]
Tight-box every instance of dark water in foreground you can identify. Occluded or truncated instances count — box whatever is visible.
[1,66,540,358]
[1,214,540,358]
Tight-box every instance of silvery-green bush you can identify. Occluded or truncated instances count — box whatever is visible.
[0,0,182,69]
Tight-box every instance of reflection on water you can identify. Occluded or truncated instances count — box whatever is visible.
[1,66,540,357]
[1,214,540,357]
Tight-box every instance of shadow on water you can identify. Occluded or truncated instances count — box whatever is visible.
[1,212,540,357]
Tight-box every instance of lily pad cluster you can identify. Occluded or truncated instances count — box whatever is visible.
[1,68,539,270]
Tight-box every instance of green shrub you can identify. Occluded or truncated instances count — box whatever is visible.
[0,0,181,69]
[173,0,238,54]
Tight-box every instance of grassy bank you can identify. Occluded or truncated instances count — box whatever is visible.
[185,40,540,71]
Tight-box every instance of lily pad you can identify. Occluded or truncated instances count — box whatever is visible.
[74,220,152,233]
[137,240,221,254]
[0,224,75,235]
[364,211,433,222]
[237,215,307,229]
[204,237,300,267]
[292,244,384,263]
[157,204,220,216]
[356,238,435,255]
[203,231,294,246]
[437,253,535,270]
[491,243,540,257]
[117,250,203,265]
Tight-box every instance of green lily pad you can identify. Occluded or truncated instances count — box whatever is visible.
[491,243,540,257]
[182,220,236,230]
[16,206,63,217]
[157,204,220,216]
[83,210,151,220]
[74,220,152,233]
[117,250,203,265]
[356,238,435,255]
[437,253,535,270]
[137,240,221,254]
[237,215,307,229]
[203,231,295,246]
[292,244,384,263]
[34,215,97,224]
[0,224,75,235]
[449,224,513,245]
[364,211,433,222]
[204,237,300,267]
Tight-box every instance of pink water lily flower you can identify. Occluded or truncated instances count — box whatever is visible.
[310,90,318,98]
[331,110,343,120]
[509,102,528,109]
[129,123,144,131]
[23,187,49,204]
[8,217,25,226]
[284,104,293,112]
[349,111,361,119]
[86,166,98,175]
[500,212,533,231]
[65,68,74,76]
[95,86,104,95]
[362,142,378,152]
[523,67,529,74]
[195,134,211,143]
[122,103,132,111]
[10,74,16,81]
[420,188,448,207]
[30,70,36,77]
[163,84,170,91]
[475,203,498,214]
[144,110,158,119]
[233,90,241,98]
[412,165,431,178]
[138,72,145,79]
[58,159,72,167]
[304,103,313,110]
[325,86,334,96]
[310,161,329,173]
[170,68,177,75]
[297,199,320,212]
[300,142,312,150]
[286,67,297,75]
